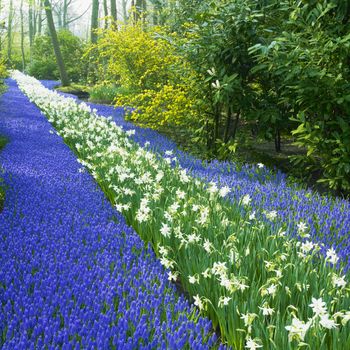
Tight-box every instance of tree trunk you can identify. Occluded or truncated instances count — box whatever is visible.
[44,0,70,86]
[33,4,37,38]
[63,0,68,29]
[110,0,117,22]
[122,0,128,22]
[29,1,34,63]
[91,0,99,43]
[135,0,142,21]
[142,0,147,23]
[214,107,220,143]
[275,128,281,153]
[231,110,240,141]
[153,1,161,25]
[131,0,136,22]
[7,0,13,64]
[103,0,108,28]
[38,0,43,35]
[223,106,232,143]
[20,0,26,71]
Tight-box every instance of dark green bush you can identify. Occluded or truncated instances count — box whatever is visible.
[28,30,86,82]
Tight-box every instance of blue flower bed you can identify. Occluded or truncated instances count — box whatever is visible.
[41,82,350,270]
[0,79,220,349]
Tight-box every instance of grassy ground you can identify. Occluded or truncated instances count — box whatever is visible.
[55,84,90,100]
[0,136,7,211]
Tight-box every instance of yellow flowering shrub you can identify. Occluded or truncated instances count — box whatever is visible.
[116,84,198,128]
[90,23,202,129]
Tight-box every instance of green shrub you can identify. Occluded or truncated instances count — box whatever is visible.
[251,1,350,193]
[88,83,123,104]
[0,59,8,79]
[28,30,86,82]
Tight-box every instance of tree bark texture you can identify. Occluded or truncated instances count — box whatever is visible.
[44,0,70,86]
[91,0,99,43]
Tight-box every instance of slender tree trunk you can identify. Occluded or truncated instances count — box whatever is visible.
[122,0,128,22]
[135,0,142,21]
[33,6,37,38]
[20,0,26,71]
[38,0,43,35]
[29,1,35,62]
[7,0,13,64]
[223,106,232,143]
[275,128,281,152]
[131,0,136,22]
[214,107,220,143]
[153,1,160,25]
[91,0,99,43]
[57,13,63,29]
[110,0,117,22]
[44,0,70,86]
[142,0,147,23]
[103,0,108,28]
[63,0,68,28]
[231,110,240,141]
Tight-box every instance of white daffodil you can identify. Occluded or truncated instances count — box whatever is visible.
[212,261,227,276]
[326,248,339,265]
[259,303,274,316]
[319,314,338,329]
[203,239,213,253]
[240,313,257,328]
[158,245,169,256]
[249,211,256,220]
[301,240,314,254]
[266,284,277,296]
[187,232,201,244]
[285,317,310,343]
[160,257,174,269]
[245,338,262,350]
[219,186,231,198]
[218,296,231,308]
[340,311,350,326]
[174,189,185,199]
[208,182,218,195]
[167,271,179,282]
[241,194,251,206]
[193,294,205,311]
[160,223,171,238]
[297,221,308,233]
[265,210,277,220]
[332,274,346,288]
[202,268,211,279]
[188,274,199,284]
[192,204,200,212]
[309,297,327,316]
